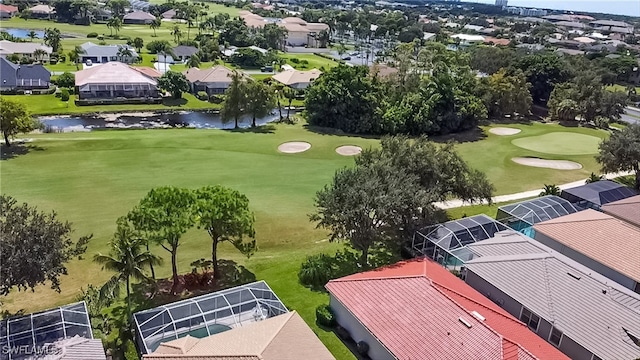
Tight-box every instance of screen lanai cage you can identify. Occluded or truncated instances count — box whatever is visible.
[0,302,93,360]
[412,214,509,270]
[133,280,288,355]
[496,195,580,237]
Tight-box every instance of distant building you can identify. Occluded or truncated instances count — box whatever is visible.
[240,11,329,47]
[505,7,547,17]
[0,40,53,61]
[79,42,138,64]
[272,68,322,90]
[495,0,507,7]
[183,65,238,95]
[123,11,156,25]
[0,57,51,90]
[28,4,54,19]
[0,4,19,18]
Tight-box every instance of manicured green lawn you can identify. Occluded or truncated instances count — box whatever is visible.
[456,123,608,195]
[6,93,218,115]
[280,53,340,71]
[0,121,610,358]
[606,84,640,93]
[511,132,602,155]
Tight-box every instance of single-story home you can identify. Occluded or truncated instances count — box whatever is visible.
[123,11,156,25]
[533,209,640,294]
[183,65,239,95]
[240,11,329,47]
[28,4,55,19]
[1,57,51,90]
[0,4,19,18]
[0,40,53,60]
[75,62,159,100]
[171,45,198,61]
[602,194,640,228]
[143,311,334,360]
[451,33,485,45]
[326,258,569,360]
[161,9,176,19]
[462,236,640,360]
[79,42,138,64]
[272,68,321,90]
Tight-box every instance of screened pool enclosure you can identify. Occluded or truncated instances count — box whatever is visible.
[496,196,579,237]
[133,281,288,354]
[0,302,93,360]
[412,215,509,269]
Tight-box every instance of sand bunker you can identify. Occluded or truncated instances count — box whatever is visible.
[512,157,582,170]
[489,127,521,136]
[278,141,311,153]
[335,145,362,156]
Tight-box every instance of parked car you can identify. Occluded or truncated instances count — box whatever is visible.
[341,56,351,60]
[261,66,273,72]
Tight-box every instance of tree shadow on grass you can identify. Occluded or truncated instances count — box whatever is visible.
[227,124,276,134]
[162,98,188,107]
[429,127,488,144]
[303,124,382,140]
[133,259,257,308]
[1,143,45,161]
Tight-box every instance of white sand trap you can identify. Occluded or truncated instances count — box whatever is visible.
[278,141,311,153]
[490,127,521,136]
[512,157,582,170]
[336,145,362,156]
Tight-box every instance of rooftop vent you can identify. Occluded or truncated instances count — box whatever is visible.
[567,272,581,280]
[471,311,485,322]
[459,317,472,328]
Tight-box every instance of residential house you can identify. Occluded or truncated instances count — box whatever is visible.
[554,21,587,29]
[75,62,159,100]
[483,36,511,45]
[555,48,585,56]
[240,11,329,47]
[0,57,51,90]
[0,40,53,61]
[133,281,289,355]
[143,311,334,360]
[573,36,597,44]
[1,302,107,360]
[132,66,162,79]
[183,65,238,95]
[28,4,55,19]
[326,258,570,360]
[590,19,634,33]
[533,209,640,293]
[272,68,321,89]
[0,4,19,18]
[451,33,485,45]
[559,180,638,210]
[123,11,156,25]
[171,45,198,62]
[462,236,640,360]
[161,9,176,19]
[602,194,640,228]
[92,8,112,22]
[79,42,138,64]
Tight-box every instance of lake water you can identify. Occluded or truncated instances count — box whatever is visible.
[3,28,45,39]
[39,110,290,132]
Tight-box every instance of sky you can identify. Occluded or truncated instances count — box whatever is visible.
[462,0,640,17]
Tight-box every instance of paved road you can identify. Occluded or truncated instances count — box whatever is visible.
[621,106,640,124]
[435,171,632,209]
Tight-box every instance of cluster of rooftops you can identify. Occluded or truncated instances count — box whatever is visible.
[3,180,639,360]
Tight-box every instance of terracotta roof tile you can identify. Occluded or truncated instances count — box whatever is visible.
[327,259,568,360]
[602,195,640,228]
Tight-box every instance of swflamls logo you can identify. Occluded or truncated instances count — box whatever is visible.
[1,344,61,356]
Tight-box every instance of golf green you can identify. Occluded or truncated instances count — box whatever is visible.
[511,132,601,155]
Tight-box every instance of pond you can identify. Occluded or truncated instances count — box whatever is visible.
[39,110,292,132]
[3,28,45,39]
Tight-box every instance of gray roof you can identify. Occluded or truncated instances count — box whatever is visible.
[53,336,107,360]
[123,10,155,20]
[465,244,640,360]
[80,42,138,58]
[590,19,633,28]
[0,57,50,87]
[466,231,549,258]
[172,45,198,57]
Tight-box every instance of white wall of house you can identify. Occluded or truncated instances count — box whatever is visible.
[329,294,395,360]
[286,31,309,46]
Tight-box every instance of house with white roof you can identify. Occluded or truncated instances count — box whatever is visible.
[75,62,159,100]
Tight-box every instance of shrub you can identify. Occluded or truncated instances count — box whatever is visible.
[208,94,223,103]
[87,32,98,38]
[56,72,75,88]
[298,253,335,289]
[60,88,70,101]
[58,54,66,62]
[290,57,300,64]
[335,325,351,340]
[66,87,75,95]
[196,91,208,100]
[356,341,370,355]
[315,305,335,327]
[300,59,309,65]
[97,35,104,40]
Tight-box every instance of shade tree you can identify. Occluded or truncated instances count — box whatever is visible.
[596,124,640,190]
[0,98,39,147]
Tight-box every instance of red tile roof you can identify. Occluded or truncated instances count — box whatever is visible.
[0,4,19,12]
[326,259,569,360]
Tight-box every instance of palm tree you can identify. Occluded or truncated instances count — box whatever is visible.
[186,53,201,68]
[68,45,85,70]
[283,87,297,121]
[117,46,133,63]
[94,218,162,315]
[150,18,161,37]
[585,173,605,184]
[171,24,182,44]
[27,30,37,42]
[33,49,47,62]
[539,184,561,197]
